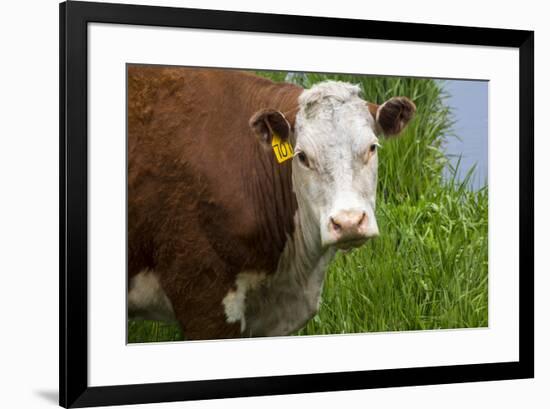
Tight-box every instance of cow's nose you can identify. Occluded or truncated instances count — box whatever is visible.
[329,210,368,240]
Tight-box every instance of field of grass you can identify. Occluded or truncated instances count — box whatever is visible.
[128,71,488,343]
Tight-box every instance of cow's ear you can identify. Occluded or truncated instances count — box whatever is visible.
[368,97,416,137]
[249,109,291,146]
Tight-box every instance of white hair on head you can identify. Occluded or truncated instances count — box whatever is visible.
[298,81,362,116]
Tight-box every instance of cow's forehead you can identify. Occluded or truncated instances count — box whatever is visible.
[295,81,377,152]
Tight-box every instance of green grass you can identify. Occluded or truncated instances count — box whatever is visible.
[128,71,488,343]
[128,320,183,343]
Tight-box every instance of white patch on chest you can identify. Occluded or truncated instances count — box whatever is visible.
[222,272,267,332]
[221,211,337,337]
[128,270,176,322]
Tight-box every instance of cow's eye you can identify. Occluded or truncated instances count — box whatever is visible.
[297,151,310,168]
[365,143,380,164]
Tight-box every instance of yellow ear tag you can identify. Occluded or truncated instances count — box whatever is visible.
[271,133,294,164]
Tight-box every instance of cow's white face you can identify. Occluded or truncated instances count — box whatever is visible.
[249,80,415,251]
[292,81,415,250]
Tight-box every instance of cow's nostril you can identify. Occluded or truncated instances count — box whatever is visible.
[330,211,368,237]
[330,217,341,232]
[357,211,366,227]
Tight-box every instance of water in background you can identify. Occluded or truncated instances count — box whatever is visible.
[441,80,488,190]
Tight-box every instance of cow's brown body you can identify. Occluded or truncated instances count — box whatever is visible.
[128,66,303,339]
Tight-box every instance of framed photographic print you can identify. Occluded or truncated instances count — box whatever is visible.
[60,1,534,407]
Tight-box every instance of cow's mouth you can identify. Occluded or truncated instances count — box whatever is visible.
[334,237,368,251]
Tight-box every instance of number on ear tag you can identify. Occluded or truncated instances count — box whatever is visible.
[271,133,294,164]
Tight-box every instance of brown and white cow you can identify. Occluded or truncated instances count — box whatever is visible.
[127,66,415,340]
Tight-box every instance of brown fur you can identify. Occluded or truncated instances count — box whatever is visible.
[127,66,303,339]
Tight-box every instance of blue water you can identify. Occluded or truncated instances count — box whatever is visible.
[441,80,489,190]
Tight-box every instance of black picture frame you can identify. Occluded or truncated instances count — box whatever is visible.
[59,1,534,407]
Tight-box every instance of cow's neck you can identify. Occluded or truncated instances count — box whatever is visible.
[243,190,337,337]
